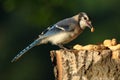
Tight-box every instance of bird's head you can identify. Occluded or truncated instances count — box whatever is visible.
[73,12,95,32]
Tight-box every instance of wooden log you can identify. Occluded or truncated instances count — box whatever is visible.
[50,39,120,80]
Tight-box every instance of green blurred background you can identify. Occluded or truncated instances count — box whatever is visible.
[0,0,120,80]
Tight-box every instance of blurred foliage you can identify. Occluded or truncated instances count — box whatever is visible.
[0,0,120,80]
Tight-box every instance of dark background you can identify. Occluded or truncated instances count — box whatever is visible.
[0,0,120,80]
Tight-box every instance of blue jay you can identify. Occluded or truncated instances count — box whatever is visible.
[11,12,94,62]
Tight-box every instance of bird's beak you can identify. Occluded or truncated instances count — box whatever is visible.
[86,21,95,32]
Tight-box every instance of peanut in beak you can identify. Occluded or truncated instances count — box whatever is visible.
[91,27,95,32]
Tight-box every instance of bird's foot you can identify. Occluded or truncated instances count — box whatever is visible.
[58,44,68,50]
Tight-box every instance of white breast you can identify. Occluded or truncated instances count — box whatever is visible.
[48,32,70,44]
[41,32,70,45]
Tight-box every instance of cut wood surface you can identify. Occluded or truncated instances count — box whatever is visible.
[50,39,120,80]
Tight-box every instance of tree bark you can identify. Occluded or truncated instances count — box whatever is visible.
[50,39,120,80]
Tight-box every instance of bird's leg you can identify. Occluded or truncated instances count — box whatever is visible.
[58,44,67,50]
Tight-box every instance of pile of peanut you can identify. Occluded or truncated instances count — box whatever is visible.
[73,38,120,51]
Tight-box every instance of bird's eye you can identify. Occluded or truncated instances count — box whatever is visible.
[84,17,87,20]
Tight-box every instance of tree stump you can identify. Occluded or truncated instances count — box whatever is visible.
[50,39,120,80]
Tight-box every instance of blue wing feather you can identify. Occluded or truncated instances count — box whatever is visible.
[39,18,76,38]
[39,25,70,38]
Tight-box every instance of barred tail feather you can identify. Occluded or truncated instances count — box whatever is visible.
[11,38,41,62]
